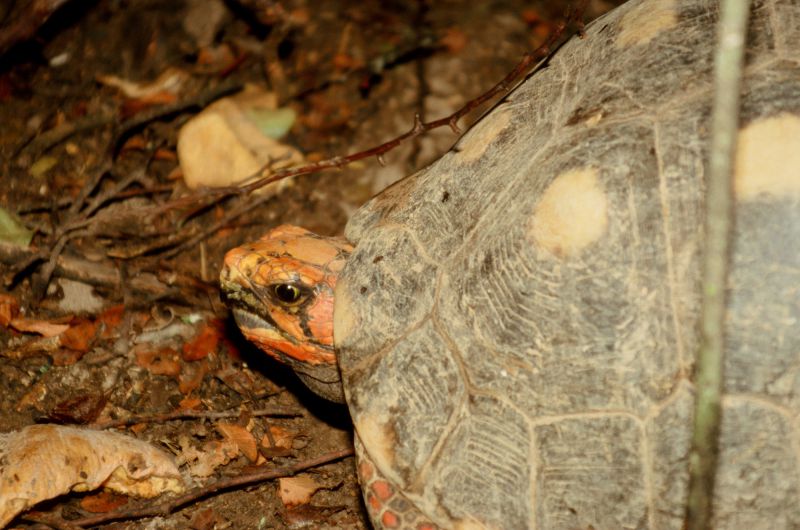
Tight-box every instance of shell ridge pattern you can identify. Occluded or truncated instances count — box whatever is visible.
[527,409,646,427]
[639,401,658,530]
[326,0,800,528]
[720,392,800,422]
[652,120,689,374]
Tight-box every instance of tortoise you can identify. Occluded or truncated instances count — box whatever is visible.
[220,0,800,527]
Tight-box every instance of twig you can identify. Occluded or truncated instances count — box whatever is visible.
[217,2,587,196]
[112,81,243,151]
[160,191,276,259]
[20,515,83,530]
[89,406,303,430]
[0,0,73,57]
[0,240,179,296]
[24,114,116,156]
[64,447,354,528]
[685,1,751,529]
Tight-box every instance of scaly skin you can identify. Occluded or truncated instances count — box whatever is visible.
[221,225,440,529]
[220,225,352,402]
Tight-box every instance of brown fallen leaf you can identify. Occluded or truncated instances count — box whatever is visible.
[97,304,125,339]
[0,424,184,528]
[79,490,129,513]
[264,425,296,450]
[277,474,322,508]
[440,27,468,53]
[189,507,220,530]
[44,393,108,424]
[216,422,258,462]
[178,396,203,410]
[8,317,69,337]
[59,319,98,352]
[182,321,222,361]
[135,346,182,377]
[0,292,20,326]
[178,357,211,395]
[182,438,239,478]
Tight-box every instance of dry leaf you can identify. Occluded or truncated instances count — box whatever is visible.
[176,85,300,192]
[44,393,108,425]
[79,490,129,513]
[440,27,468,53]
[51,348,86,366]
[135,347,182,377]
[60,319,98,352]
[8,317,69,337]
[97,304,125,339]
[182,322,221,361]
[97,68,188,99]
[189,507,219,530]
[179,396,203,410]
[0,424,184,528]
[216,423,258,462]
[265,425,296,450]
[178,357,210,395]
[185,439,239,478]
[278,474,322,508]
[0,293,19,326]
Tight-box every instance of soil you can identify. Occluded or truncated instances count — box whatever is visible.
[0,0,621,528]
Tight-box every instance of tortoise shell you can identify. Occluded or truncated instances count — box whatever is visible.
[332,0,800,527]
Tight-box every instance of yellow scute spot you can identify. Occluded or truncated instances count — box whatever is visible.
[354,414,400,484]
[454,108,512,163]
[734,113,800,201]
[333,280,355,344]
[528,167,608,258]
[617,0,677,48]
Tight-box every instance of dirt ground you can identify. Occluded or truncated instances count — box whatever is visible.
[0,0,620,528]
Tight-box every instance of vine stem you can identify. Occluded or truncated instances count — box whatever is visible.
[685,0,751,528]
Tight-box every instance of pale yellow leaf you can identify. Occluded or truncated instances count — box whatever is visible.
[0,425,184,528]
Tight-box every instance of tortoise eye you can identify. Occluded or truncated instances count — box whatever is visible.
[272,283,306,305]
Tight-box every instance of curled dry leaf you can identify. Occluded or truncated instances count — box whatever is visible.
[7,317,69,337]
[176,85,300,192]
[265,425,296,450]
[277,474,323,508]
[0,424,184,529]
[216,422,258,462]
[96,68,188,100]
[182,438,239,478]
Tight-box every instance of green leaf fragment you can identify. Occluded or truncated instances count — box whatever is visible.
[0,207,34,246]
[246,107,297,139]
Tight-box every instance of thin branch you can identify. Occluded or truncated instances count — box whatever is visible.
[0,0,74,57]
[63,448,354,528]
[215,2,587,196]
[160,191,276,259]
[685,1,751,528]
[89,406,302,430]
[112,81,243,151]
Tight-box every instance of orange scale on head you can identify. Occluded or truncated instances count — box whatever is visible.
[242,326,333,365]
[305,290,335,347]
[266,306,306,340]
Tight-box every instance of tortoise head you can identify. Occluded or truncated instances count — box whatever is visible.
[220,225,353,402]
